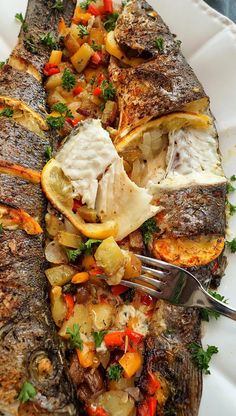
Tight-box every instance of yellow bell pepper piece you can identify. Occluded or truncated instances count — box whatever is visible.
[82,255,96,270]
[77,342,95,368]
[119,352,142,378]
[49,50,63,65]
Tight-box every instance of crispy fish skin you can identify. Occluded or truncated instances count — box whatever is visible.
[0,118,49,171]
[155,183,227,237]
[10,0,76,80]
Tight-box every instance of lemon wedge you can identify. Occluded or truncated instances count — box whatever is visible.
[41,159,118,239]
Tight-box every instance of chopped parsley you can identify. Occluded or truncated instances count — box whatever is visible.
[66,324,83,350]
[107,364,123,380]
[89,75,96,85]
[91,40,102,51]
[65,245,85,262]
[84,239,102,254]
[154,37,164,52]
[101,80,116,101]
[226,199,236,216]
[62,68,76,91]
[52,102,73,118]
[200,291,228,321]
[47,115,65,129]
[15,12,28,32]
[45,145,53,162]
[226,237,236,253]
[104,12,119,32]
[230,174,236,181]
[18,381,37,403]
[141,217,159,245]
[0,108,13,118]
[78,24,89,38]
[227,182,236,193]
[80,0,93,10]
[40,32,58,49]
[52,0,64,11]
[189,342,218,374]
[0,224,3,233]
[24,36,37,53]
[93,330,107,348]
[0,61,5,69]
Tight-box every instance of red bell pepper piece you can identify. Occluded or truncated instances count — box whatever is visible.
[63,294,74,320]
[147,371,161,395]
[97,73,106,85]
[104,331,125,348]
[89,266,104,276]
[93,87,102,97]
[43,63,60,76]
[86,406,109,416]
[103,0,113,13]
[87,3,101,16]
[125,328,144,344]
[73,199,82,212]
[91,52,102,65]
[73,85,84,95]
[66,117,80,127]
[137,397,157,416]
[140,293,154,306]
[111,284,129,296]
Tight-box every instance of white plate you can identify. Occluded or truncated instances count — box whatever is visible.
[0,1,236,415]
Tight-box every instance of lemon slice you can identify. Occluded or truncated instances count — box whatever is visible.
[41,159,118,239]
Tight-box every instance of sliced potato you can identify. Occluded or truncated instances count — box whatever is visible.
[64,32,81,56]
[95,237,125,276]
[45,73,62,90]
[95,391,136,416]
[45,264,77,286]
[45,240,68,264]
[90,303,114,331]
[59,304,92,338]
[77,206,97,223]
[50,286,67,327]
[56,231,83,248]
[45,213,64,237]
[71,43,94,73]
[123,252,142,279]
[108,377,134,391]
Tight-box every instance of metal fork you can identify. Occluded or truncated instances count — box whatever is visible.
[99,254,236,321]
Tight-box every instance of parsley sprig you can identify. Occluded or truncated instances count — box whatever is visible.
[189,342,218,374]
[91,40,102,51]
[45,145,53,162]
[24,36,37,53]
[47,115,65,129]
[40,32,58,49]
[0,224,3,233]
[226,199,236,216]
[52,102,73,118]
[15,12,28,32]
[101,80,116,101]
[200,291,228,321]
[154,37,164,52]
[78,24,89,38]
[66,324,83,350]
[84,239,102,254]
[107,364,123,380]
[0,108,13,118]
[141,217,159,245]
[62,68,76,91]
[52,0,64,11]
[104,13,119,32]
[18,381,37,403]
[65,239,102,262]
[226,237,236,253]
[93,330,107,348]
[80,0,93,10]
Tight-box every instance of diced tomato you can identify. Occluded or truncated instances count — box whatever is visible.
[89,266,104,276]
[140,293,154,306]
[91,52,102,65]
[66,118,80,127]
[93,87,102,96]
[104,331,125,348]
[97,73,106,85]
[147,371,161,395]
[73,86,84,95]
[103,0,113,13]
[111,284,129,296]
[43,63,60,76]
[86,406,109,416]
[125,328,143,344]
[87,3,101,16]
[137,397,157,416]
[63,294,74,320]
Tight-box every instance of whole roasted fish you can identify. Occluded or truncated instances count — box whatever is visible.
[0,1,79,415]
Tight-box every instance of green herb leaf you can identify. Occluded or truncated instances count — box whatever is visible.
[15,12,24,23]
[0,61,6,69]
[200,291,228,321]
[227,182,236,193]
[104,12,119,32]
[141,217,159,245]
[52,0,64,11]
[84,239,102,254]
[47,115,65,129]
[91,40,102,51]
[45,145,53,162]
[78,24,89,38]
[40,32,58,49]
[226,237,236,253]
[189,342,218,374]
[176,39,182,47]
[226,199,236,216]
[154,37,164,52]
[0,108,13,118]
[80,0,93,10]
[66,324,83,350]
[18,381,37,403]
[101,80,116,101]
[230,174,236,181]
[89,75,96,85]
[93,330,107,348]
[52,102,73,118]
[65,244,85,262]
[107,364,123,380]
[62,68,76,91]
[0,224,3,233]
[24,36,37,53]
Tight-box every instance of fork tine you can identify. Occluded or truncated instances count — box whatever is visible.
[141,265,166,278]
[137,254,174,270]
[139,274,164,290]
[98,275,159,298]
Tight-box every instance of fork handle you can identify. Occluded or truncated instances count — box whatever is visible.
[198,288,236,320]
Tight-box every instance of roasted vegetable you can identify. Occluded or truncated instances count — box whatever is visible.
[45,264,77,286]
